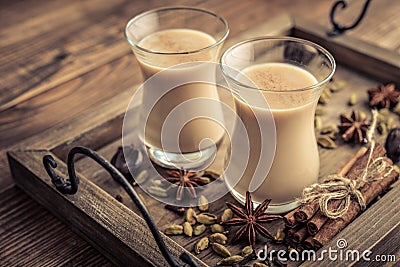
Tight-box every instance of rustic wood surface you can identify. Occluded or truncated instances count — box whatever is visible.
[1,0,400,266]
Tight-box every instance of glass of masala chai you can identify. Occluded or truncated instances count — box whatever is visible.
[220,37,335,213]
[124,7,229,170]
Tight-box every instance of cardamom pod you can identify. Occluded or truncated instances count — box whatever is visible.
[185,207,197,225]
[241,245,253,258]
[198,195,209,211]
[320,124,337,134]
[203,169,220,180]
[221,208,233,222]
[387,117,395,130]
[193,224,206,236]
[314,116,322,131]
[199,177,211,184]
[164,224,183,235]
[211,243,231,258]
[315,106,325,116]
[135,169,148,185]
[378,122,387,135]
[393,102,400,116]
[148,186,168,197]
[196,213,217,225]
[357,110,367,120]
[274,228,285,244]
[253,262,269,267]
[329,80,346,92]
[348,93,357,106]
[194,237,209,254]
[317,135,337,149]
[216,255,244,266]
[209,233,228,245]
[211,224,225,233]
[151,179,163,187]
[183,221,193,237]
[318,94,329,105]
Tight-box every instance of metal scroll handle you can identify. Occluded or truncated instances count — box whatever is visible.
[328,0,372,36]
[43,146,198,267]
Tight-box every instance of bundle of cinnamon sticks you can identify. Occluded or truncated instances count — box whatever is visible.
[283,143,399,250]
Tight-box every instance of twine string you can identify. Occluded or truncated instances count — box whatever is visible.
[299,110,394,219]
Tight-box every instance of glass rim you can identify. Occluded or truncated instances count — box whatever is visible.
[124,6,229,55]
[220,36,336,93]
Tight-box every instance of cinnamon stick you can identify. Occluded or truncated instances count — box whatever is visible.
[312,154,398,248]
[283,208,297,228]
[291,227,309,244]
[297,147,368,226]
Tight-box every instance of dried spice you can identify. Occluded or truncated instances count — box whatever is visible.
[134,170,148,185]
[385,128,400,163]
[211,224,225,233]
[164,204,185,216]
[148,186,168,197]
[317,135,337,149]
[221,208,233,222]
[196,213,218,225]
[183,222,193,237]
[216,255,244,266]
[165,169,207,200]
[253,263,269,267]
[221,191,282,248]
[194,237,209,254]
[185,207,197,225]
[211,243,231,258]
[368,83,399,109]
[241,246,253,258]
[348,93,358,106]
[209,233,228,244]
[198,195,209,211]
[338,111,369,144]
[274,228,285,244]
[164,224,183,235]
[193,224,207,236]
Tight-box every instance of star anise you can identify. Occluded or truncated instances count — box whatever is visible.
[338,111,369,144]
[221,192,282,248]
[368,83,399,109]
[165,169,206,201]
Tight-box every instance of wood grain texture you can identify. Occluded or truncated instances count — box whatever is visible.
[1,0,399,266]
[0,186,113,267]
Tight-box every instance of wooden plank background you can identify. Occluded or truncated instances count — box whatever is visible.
[1,0,399,266]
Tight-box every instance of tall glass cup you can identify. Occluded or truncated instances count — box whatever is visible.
[125,7,229,169]
[220,37,335,213]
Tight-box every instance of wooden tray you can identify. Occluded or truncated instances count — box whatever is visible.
[8,14,400,267]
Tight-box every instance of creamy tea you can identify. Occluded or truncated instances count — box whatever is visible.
[137,29,225,153]
[229,63,319,205]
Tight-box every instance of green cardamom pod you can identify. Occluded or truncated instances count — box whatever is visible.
[148,186,168,197]
[194,237,209,254]
[253,262,269,267]
[221,208,233,222]
[348,93,357,106]
[164,224,183,235]
[216,255,244,266]
[317,135,337,149]
[211,224,225,233]
[183,222,193,237]
[274,228,285,244]
[193,224,206,236]
[185,207,197,225]
[198,195,209,211]
[212,243,231,258]
[209,233,227,245]
[196,213,217,225]
[241,245,253,258]
[135,169,148,184]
